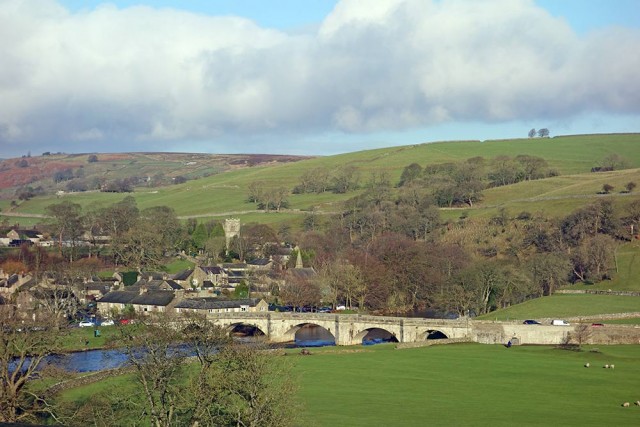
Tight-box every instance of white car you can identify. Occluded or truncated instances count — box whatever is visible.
[78,320,95,328]
[101,319,115,326]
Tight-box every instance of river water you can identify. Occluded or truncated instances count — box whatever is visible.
[40,325,398,373]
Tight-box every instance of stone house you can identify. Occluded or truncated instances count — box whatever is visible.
[0,272,32,295]
[247,258,273,271]
[97,288,179,315]
[173,266,228,289]
[5,229,44,246]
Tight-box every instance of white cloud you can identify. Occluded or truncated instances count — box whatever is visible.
[0,0,638,155]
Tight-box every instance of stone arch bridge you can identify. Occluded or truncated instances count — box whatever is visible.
[208,312,469,346]
[204,312,640,346]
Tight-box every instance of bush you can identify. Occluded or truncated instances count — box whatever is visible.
[516,211,532,221]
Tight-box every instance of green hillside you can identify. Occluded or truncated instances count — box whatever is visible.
[3,133,639,225]
[476,294,640,321]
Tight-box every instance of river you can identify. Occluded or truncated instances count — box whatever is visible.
[38,325,397,373]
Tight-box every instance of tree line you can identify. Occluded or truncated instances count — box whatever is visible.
[274,185,639,317]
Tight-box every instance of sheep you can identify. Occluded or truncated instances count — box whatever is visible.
[584,363,590,368]
[610,364,615,369]
[603,364,609,369]
[622,402,630,407]
[635,401,640,406]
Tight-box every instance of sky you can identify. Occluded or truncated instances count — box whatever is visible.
[1,0,638,158]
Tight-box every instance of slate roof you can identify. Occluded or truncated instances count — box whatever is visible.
[173,269,194,281]
[288,268,317,279]
[125,279,183,292]
[273,247,293,256]
[131,291,175,306]
[98,291,138,304]
[9,229,42,238]
[84,283,111,293]
[200,266,225,275]
[175,297,261,310]
[222,263,247,269]
[140,272,165,280]
[247,258,271,266]
[165,280,183,290]
[7,274,19,286]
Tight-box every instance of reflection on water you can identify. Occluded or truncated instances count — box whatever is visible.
[44,348,128,373]
[295,325,335,347]
[362,328,397,346]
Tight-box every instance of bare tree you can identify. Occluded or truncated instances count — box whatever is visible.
[210,343,298,427]
[46,201,84,262]
[625,181,636,193]
[0,310,63,424]
[71,314,298,427]
[279,274,321,310]
[569,322,592,348]
[602,183,614,194]
[116,314,187,427]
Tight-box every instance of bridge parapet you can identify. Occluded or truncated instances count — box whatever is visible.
[196,313,640,346]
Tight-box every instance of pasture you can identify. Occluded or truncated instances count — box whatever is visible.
[476,294,640,321]
[296,344,640,426]
[56,343,640,426]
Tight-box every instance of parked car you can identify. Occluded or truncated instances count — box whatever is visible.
[101,319,115,326]
[119,319,132,325]
[551,319,570,326]
[523,320,541,325]
[78,320,95,328]
[336,305,347,311]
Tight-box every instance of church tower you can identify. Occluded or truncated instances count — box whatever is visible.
[223,218,241,251]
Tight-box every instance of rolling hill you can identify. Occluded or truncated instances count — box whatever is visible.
[0,152,313,200]
[2,133,638,227]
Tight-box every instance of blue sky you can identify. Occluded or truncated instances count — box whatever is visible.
[1,0,638,157]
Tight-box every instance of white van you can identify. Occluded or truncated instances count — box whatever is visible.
[551,319,570,326]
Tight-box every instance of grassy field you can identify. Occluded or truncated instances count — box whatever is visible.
[162,258,194,274]
[59,325,122,351]
[567,241,640,292]
[296,344,640,426]
[476,294,640,321]
[56,343,640,426]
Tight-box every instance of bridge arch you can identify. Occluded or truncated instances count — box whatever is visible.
[422,329,448,340]
[353,327,399,345]
[225,322,266,337]
[282,322,336,345]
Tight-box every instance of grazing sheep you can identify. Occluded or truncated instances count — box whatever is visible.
[604,364,609,369]
[622,402,630,407]
[610,364,615,369]
[635,401,640,406]
[584,363,590,368]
